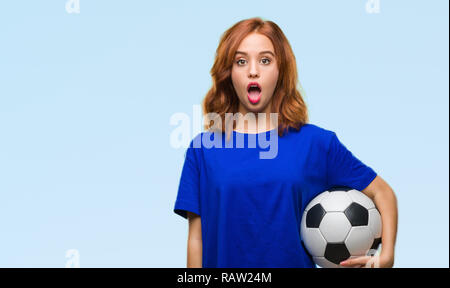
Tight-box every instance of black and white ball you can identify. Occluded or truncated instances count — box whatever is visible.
[301,186,382,268]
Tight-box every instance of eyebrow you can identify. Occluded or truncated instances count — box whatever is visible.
[235,50,275,57]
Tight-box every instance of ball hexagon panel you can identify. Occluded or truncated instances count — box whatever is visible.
[368,238,382,256]
[371,238,382,250]
[344,202,369,226]
[368,209,382,238]
[305,204,326,228]
[319,212,351,243]
[313,257,341,268]
[301,210,328,257]
[327,186,352,192]
[301,228,327,257]
[305,191,329,212]
[300,211,307,232]
[324,243,350,265]
[345,226,374,256]
[320,191,352,212]
[347,189,375,210]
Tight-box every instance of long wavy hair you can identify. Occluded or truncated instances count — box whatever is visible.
[202,17,309,138]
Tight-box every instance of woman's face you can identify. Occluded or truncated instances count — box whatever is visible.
[231,32,279,114]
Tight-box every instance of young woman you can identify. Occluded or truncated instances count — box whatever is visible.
[173,17,398,268]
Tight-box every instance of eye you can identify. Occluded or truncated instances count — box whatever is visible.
[261,58,271,65]
[236,59,247,66]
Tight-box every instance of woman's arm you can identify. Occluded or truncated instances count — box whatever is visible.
[187,211,202,268]
[340,175,398,268]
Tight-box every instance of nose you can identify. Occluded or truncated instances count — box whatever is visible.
[248,60,259,78]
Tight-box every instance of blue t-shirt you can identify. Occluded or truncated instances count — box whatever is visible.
[173,123,377,268]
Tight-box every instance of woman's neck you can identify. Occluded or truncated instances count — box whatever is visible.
[234,103,278,133]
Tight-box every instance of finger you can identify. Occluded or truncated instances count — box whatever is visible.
[340,256,371,266]
[340,264,363,268]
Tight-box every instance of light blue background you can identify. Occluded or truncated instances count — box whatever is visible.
[0,0,448,268]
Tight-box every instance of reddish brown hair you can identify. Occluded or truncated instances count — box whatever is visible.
[202,17,309,137]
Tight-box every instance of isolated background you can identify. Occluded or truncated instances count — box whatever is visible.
[0,0,448,267]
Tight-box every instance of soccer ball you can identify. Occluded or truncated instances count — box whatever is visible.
[300,186,382,268]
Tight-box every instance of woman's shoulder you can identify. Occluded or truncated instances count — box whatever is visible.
[291,123,335,138]
[287,123,336,150]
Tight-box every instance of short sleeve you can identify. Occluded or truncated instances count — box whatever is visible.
[326,132,377,191]
[173,140,201,219]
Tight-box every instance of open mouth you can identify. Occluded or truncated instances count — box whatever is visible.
[247,82,262,104]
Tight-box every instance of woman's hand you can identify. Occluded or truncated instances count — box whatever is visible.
[340,251,394,268]
[339,176,397,269]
